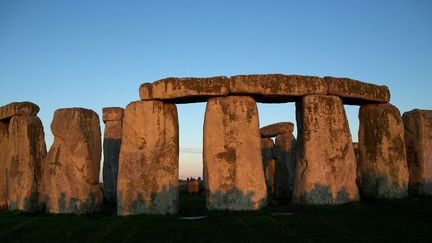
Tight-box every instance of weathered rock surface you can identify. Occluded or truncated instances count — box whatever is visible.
[45,108,102,214]
[140,76,229,103]
[358,103,409,199]
[325,77,390,105]
[204,96,267,210]
[403,109,432,196]
[261,138,276,195]
[260,122,294,138]
[102,107,124,203]
[292,95,359,204]
[0,121,8,209]
[0,102,39,120]
[274,133,297,199]
[102,107,124,122]
[117,101,179,215]
[230,74,327,103]
[6,116,46,211]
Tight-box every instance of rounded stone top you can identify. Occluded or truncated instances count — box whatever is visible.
[260,122,294,138]
[0,101,40,120]
[102,107,124,122]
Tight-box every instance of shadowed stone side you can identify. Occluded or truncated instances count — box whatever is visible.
[140,76,229,103]
[204,96,267,210]
[117,101,179,216]
[102,107,124,203]
[358,103,409,199]
[403,109,432,196]
[292,95,359,205]
[325,77,390,105]
[6,116,46,212]
[0,102,40,120]
[45,108,103,214]
[260,122,294,138]
[0,121,9,209]
[230,74,327,103]
[261,138,276,196]
[274,133,297,200]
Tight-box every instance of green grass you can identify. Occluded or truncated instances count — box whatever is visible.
[1,193,431,242]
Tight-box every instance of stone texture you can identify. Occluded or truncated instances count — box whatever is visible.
[260,122,294,138]
[0,121,8,209]
[274,133,297,199]
[325,77,390,105]
[117,101,179,215]
[204,96,267,210]
[261,138,276,195]
[102,107,124,122]
[6,116,46,211]
[45,108,102,214]
[292,95,359,204]
[358,103,409,199]
[230,74,327,103]
[403,109,432,196]
[0,102,39,120]
[139,76,229,103]
[102,108,124,203]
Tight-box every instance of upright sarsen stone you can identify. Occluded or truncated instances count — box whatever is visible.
[403,109,432,196]
[292,95,359,204]
[6,116,46,211]
[117,101,179,216]
[358,104,409,199]
[261,138,276,195]
[204,96,267,210]
[45,108,102,214]
[0,121,9,209]
[102,107,124,203]
[274,133,296,199]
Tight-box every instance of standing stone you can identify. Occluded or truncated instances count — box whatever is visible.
[6,116,46,211]
[358,103,409,199]
[403,109,432,196]
[102,107,124,203]
[261,138,276,195]
[45,108,102,214]
[117,101,179,216]
[204,96,267,210]
[274,133,297,200]
[292,95,359,204]
[0,121,9,209]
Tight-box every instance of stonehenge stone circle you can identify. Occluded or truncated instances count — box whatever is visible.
[292,95,359,204]
[204,96,267,210]
[117,101,179,215]
[274,133,297,200]
[0,121,8,209]
[102,107,124,203]
[45,108,103,214]
[260,122,294,138]
[403,109,432,196]
[358,104,409,199]
[6,116,46,211]
[261,138,276,195]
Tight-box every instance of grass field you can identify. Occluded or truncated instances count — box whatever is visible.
[1,192,431,242]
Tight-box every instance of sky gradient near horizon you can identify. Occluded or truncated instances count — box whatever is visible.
[1,0,431,179]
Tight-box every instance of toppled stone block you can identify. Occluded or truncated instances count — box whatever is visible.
[230,74,327,103]
[292,95,359,204]
[117,101,179,215]
[6,116,46,212]
[102,107,124,203]
[45,108,103,214]
[139,76,229,103]
[261,138,276,195]
[358,103,409,199]
[204,96,267,210]
[0,102,39,120]
[403,109,432,196]
[260,122,294,138]
[274,133,297,199]
[325,77,390,105]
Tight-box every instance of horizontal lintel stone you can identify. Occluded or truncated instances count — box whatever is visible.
[0,102,39,120]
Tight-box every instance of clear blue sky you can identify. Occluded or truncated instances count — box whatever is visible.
[1,0,431,179]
